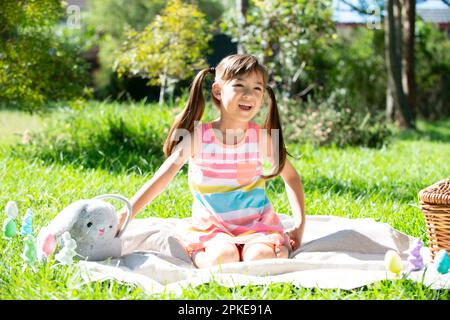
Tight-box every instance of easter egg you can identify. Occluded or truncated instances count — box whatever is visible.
[20,208,33,236]
[434,250,450,275]
[5,201,18,219]
[22,235,37,264]
[42,234,56,257]
[407,239,424,271]
[3,218,17,238]
[384,250,403,275]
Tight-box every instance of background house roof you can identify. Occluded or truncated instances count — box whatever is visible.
[332,0,450,24]
[417,0,450,23]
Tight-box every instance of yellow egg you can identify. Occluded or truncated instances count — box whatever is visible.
[384,250,403,275]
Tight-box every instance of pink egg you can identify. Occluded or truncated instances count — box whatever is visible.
[42,234,56,257]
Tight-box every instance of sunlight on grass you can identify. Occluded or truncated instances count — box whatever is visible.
[0,104,449,300]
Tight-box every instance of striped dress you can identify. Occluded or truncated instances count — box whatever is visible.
[178,121,287,254]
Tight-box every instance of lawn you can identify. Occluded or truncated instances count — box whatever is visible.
[0,102,449,299]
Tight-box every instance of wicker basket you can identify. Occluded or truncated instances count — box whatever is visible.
[419,179,450,260]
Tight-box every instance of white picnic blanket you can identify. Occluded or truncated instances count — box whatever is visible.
[78,214,450,294]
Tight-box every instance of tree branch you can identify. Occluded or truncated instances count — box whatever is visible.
[340,0,386,16]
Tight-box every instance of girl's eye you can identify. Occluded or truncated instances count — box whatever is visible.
[87,222,93,228]
[254,87,262,91]
[233,84,243,87]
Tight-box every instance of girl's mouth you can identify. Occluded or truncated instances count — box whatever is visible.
[238,104,252,111]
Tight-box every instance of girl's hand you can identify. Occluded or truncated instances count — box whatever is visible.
[115,210,130,237]
[284,224,304,252]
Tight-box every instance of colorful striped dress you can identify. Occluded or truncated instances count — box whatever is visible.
[178,121,287,254]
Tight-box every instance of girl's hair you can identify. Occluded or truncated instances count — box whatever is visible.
[163,54,291,180]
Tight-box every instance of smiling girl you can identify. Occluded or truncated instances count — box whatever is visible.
[117,54,306,268]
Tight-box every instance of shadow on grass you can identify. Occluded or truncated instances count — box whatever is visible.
[13,140,169,175]
[396,118,450,143]
[11,116,172,175]
[267,174,425,203]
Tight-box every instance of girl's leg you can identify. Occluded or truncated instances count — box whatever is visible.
[192,241,240,268]
[242,242,289,262]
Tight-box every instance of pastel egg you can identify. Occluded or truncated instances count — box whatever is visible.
[385,250,403,275]
[42,234,57,257]
[434,250,450,275]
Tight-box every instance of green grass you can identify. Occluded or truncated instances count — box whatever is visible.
[1,101,449,299]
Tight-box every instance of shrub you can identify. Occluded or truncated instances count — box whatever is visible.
[280,89,393,148]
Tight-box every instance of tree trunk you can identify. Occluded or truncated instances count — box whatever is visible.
[385,0,415,129]
[159,73,167,106]
[401,0,416,120]
[385,0,395,122]
[236,0,249,54]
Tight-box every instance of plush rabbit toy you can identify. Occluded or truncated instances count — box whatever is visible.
[37,194,131,261]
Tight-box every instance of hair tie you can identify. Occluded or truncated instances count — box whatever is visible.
[209,67,215,74]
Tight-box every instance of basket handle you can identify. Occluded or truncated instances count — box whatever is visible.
[92,194,132,238]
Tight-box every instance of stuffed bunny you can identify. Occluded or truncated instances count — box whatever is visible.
[37,194,131,261]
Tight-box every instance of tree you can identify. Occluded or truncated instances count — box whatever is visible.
[385,0,415,129]
[114,0,212,105]
[222,0,335,98]
[0,0,89,111]
[341,0,415,129]
[236,0,249,54]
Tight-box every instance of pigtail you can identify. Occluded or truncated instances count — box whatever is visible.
[163,67,215,158]
[261,86,291,180]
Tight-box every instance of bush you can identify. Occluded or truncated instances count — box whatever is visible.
[280,89,393,148]
[12,101,176,173]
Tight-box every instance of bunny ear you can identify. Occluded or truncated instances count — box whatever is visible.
[45,200,89,238]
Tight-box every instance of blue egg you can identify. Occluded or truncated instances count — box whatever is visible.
[435,250,450,274]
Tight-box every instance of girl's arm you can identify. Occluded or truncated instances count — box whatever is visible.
[280,159,306,251]
[260,129,305,249]
[280,159,305,229]
[116,133,195,233]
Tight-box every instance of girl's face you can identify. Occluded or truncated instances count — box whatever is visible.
[212,71,265,123]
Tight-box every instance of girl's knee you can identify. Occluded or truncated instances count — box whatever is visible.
[205,242,240,266]
[242,243,276,261]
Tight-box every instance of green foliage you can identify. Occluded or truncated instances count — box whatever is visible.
[280,89,392,148]
[114,0,212,87]
[86,0,223,100]
[86,0,166,38]
[221,0,336,96]
[12,101,176,174]
[415,20,450,120]
[0,0,90,111]
[0,0,62,33]
[326,28,386,112]
[85,0,166,99]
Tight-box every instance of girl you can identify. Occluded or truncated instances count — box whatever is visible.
[116,54,306,268]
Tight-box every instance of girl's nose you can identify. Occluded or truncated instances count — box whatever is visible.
[242,89,252,98]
